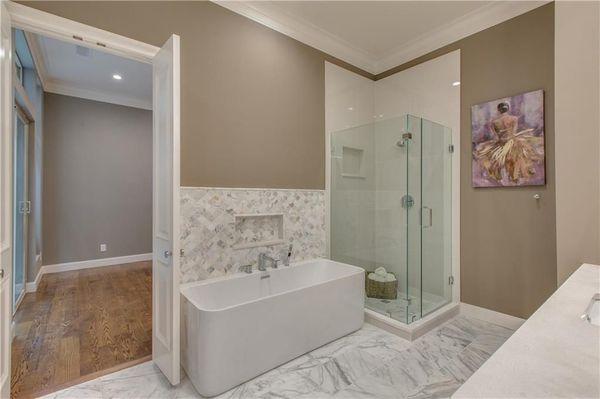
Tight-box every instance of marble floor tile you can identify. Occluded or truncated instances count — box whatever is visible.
[40,315,515,399]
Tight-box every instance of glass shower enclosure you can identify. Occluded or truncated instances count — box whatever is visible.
[330,114,452,324]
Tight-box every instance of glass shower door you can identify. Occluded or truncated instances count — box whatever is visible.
[421,119,453,317]
[371,114,422,324]
[403,115,453,323]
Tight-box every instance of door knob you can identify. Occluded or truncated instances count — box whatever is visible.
[164,250,172,258]
[0,269,4,279]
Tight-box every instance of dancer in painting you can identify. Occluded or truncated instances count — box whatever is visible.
[474,102,543,183]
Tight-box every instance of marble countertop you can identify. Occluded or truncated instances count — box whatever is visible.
[453,263,600,398]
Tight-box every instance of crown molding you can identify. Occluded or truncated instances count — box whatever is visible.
[45,79,152,110]
[213,1,378,74]
[213,1,549,76]
[375,1,550,74]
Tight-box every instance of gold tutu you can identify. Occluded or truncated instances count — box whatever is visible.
[475,129,543,183]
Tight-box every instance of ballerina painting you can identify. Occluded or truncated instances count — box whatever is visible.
[471,90,545,187]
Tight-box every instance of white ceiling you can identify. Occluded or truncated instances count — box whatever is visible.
[216,1,548,74]
[29,32,152,110]
[255,1,492,58]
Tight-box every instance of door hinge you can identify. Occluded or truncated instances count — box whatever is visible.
[448,144,454,153]
[448,276,454,285]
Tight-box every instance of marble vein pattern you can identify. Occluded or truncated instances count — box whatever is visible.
[180,188,326,283]
[41,315,515,399]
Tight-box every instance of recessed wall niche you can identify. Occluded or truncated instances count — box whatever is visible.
[341,146,365,178]
[232,213,285,250]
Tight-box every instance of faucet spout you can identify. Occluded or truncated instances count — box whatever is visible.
[258,253,278,271]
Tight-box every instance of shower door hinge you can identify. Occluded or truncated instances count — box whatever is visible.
[448,144,454,153]
[398,297,412,306]
[448,276,454,285]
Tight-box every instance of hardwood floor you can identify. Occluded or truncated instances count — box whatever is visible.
[10,261,152,399]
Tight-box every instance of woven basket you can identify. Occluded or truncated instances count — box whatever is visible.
[365,271,397,300]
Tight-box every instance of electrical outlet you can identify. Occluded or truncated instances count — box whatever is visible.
[100,244,107,252]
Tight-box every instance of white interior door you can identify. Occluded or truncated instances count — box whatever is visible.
[0,2,12,398]
[152,34,180,386]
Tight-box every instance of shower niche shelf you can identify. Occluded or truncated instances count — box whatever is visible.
[232,213,285,250]
[341,146,366,179]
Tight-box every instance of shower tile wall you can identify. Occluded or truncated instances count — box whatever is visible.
[330,124,376,269]
[180,187,326,283]
[326,62,376,272]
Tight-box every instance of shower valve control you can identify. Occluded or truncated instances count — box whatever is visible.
[401,195,414,209]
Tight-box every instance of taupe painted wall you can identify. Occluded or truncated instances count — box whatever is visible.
[42,93,152,266]
[22,1,373,190]
[26,1,558,317]
[555,1,600,284]
[377,4,556,318]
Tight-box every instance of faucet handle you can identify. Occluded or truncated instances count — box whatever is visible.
[282,244,293,266]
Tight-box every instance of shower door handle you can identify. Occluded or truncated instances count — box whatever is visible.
[421,206,433,228]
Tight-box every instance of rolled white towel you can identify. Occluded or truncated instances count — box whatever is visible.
[374,266,387,277]
[383,272,396,282]
[367,272,386,282]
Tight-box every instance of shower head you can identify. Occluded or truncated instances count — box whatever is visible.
[396,132,413,148]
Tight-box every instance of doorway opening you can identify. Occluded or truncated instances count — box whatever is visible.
[9,27,154,399]
[0,2,180,397]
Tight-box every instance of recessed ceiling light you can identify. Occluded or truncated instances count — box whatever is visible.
[112,74,122,80]
[452,81,461,87]
[348,107,354,111]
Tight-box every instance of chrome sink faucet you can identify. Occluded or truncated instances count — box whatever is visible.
[258,253,278,271]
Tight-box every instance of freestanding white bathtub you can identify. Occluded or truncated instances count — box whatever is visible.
[180,258,365,397]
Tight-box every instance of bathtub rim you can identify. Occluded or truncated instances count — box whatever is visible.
[180,258,364,313]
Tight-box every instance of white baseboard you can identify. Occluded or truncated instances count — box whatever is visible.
[460,302,525,330]
[26,253,152,293]
[25,269,43,293]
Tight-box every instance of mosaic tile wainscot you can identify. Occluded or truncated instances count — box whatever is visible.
[180,187,326,283]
